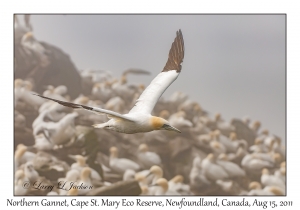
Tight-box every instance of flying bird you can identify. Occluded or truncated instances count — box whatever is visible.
[34,30,185,134]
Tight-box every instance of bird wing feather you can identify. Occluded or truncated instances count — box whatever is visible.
[33,94,136,122]
[129,30,184,114]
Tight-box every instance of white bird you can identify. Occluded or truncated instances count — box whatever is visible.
[150,178,180,195]
[123,169,136,181]
[168,111,193,128]
[69,155,102,181]
[109,147,140,174]
[43,85,68,101]
[216,154,246,178]
[137,143,161,169]
[189,156,211,189]
[15,144,35,170]
[33,30,184,134]
[21,32,50,67]
[77,167,93,195]
[24,161,39,183]
[58,169,80,195]
[201,153,229,181]
[15,170,28,195]
[248,181,284,195]
[147,165,163,185]
[168,175,191,195]
[261,168,285,190]
[38,112,78,145]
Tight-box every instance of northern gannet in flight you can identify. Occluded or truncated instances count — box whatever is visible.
[34,30,185,134]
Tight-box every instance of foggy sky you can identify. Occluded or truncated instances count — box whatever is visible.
[23,14,285,140]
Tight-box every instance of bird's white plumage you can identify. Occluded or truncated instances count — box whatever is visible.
[130,71,179,114]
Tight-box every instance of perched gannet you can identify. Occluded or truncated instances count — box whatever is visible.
[58,169,80,195]
[201,153,229,181]
[15,170,28,195]
[77,167,93,195]
[168,175,191,195]
[135,173,149,187]
[140,186,150,195]
[123,169,136,181]
[69,154,102,181]
[189,156,211,189]
[216,180,241,195]
[21,31,50,67]
[37,112,78,145]
[92,82,113,103]
[24,161,39,183]
[148,165,163,185]
[109,147,140,174]
[216,154,245,178]
[137,143,161,169]
[261,168,285,190]
[15,144,35,170]
[248,181,284,195]
[168,111,193,129]
[151,178,180,195]
[67,187,79,196]
[34,30,184,134]
[43,85,68,101]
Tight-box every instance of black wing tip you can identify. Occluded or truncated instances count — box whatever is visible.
[162,29,185,73]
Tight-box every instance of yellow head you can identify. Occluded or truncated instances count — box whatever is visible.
[155,178,168,193]
[249,181,262,190]
[149,165,163,178]
[252,120,261,131]
[207,153,216,162]
[170,175,184,183]
[262,168,269,175]
[140,186,149,195]
[138,144,148,153]
[15,145,27,160]
[14,79,23,88]
[229,132,237,141]
[150,116,181,133]
[159,110,170,119]
[23,80,33,91]
[76,155,86,166]
[214,130,221,139]
[80,167,92,180]
[268,187,284,195]
[120,75,127,84]
[139,84,145,91]
[261,129,269,136]
[254,138,263,145]
[79,96,89,105]
[67,187,78,196]
[135,174,146,182]
[109,147,118,158]
[218,153,228,161]
[23,31,34,41]
[215,113,221,121]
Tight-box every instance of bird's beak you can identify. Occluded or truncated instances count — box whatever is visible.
[163,124,181,133]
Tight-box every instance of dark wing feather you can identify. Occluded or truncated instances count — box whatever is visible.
[162,29,185,73]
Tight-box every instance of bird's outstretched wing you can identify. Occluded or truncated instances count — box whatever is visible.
[33,94,136,122]
[129,29,184,115]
